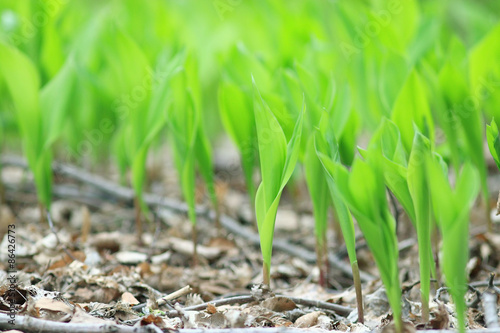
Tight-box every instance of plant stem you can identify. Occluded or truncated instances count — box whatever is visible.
[38,202,46,224]
[263,262,271,286]
[134,196,143,245]
[351,261,364,324]
[316,239,326,288]
[421,291,429,323]
[192,223,198,267]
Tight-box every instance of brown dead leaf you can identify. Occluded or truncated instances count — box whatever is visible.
[207,237,236,251]
[31,297,73,322]
[261,296,296,312]
[428,302,450,330]
[121,292,139,305]
[47,251,86,270]
[70,306,106,324]
[137,262,153,278]
[206,303,217,314]
[140,314,166,328]
[90,232,122,253]
[294,311,323,328]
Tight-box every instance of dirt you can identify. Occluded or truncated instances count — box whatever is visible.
[0,149,499,332]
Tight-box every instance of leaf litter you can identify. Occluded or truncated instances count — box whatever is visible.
[0,151,500,332]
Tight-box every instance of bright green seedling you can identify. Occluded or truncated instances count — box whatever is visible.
[304,137,330,288]
[360,120,435,323]
[427,158,479,333]
[314,113,364,324]
[391,69,434,154]
[108,30,155,242]
[437,40,489,231]
[486,119,500,214]
[188,58,219,230]
[167,54,218,265]
[253,79,304,285]
[109,30,184,244]
[218,79,257,223]
[487,119,500,170]
[333,156,402,332]
[407,132,433,323]
[0,42,75,218]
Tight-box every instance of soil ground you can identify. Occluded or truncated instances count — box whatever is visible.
[0,144,500,332]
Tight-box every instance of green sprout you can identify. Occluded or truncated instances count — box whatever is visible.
[407,132,433,323]
[253,78,304,285]
[314,111,364,324]
[427,158,479,333]
[167,53,218,265]
[218,79,257,223]
[0,42,75,218]
[391,69,434,154]
[360,120,435,323]
[332,155,402,332]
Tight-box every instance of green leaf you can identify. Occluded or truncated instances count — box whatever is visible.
[407,131,433,320]
[218,79,256,199]
[253,79,304,283]
[427,160,479,333]
[391,69,434,153]
[304,137,329,246]
[487,119,500,170]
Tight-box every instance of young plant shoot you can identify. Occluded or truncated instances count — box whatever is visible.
[0,42,75,219]
[332,155,402,332]
[487,119,500,214]
[360,120,434,323]
[427,158,479,333]
[407,132,433,323]
[314,112,364,324]
[253,78,304,285]
[167,54,218,265]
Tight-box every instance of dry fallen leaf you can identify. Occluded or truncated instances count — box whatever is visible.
[31,297,73,322]
[261,296,296,312]
[70,306,107,324]
[294,311,323,328]
[206,303,217,314]
[121,292,139,305]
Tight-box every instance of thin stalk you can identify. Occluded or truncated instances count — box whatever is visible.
[351,261,364,324]
[134,196,143,245]
[316,238,326,288]
[38,202,46,224]
[263,262,271,286]
[192,223,198,267]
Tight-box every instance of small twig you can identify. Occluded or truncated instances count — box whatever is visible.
[157,294,353,318]
[467,284,482,309]
[46,210,78,262]
[283,296,353,316]
[0,312,162,333]
[482,273,499,328]
[402,279,438,293]
[146,210,162,263]
[434,284,482,309]
[132,285,193,312]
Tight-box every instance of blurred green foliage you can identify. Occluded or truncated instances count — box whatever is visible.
[1,1,500,330]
